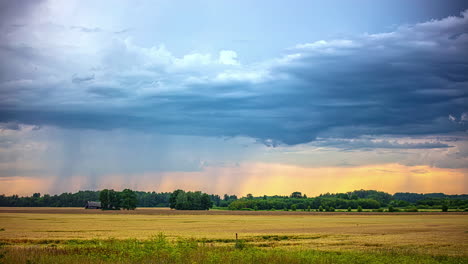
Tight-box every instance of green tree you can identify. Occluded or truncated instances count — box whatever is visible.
[175,191,189,210]
[442,204,448,212]
[121,189,137,210]
[357,206,363,212]
[347,207,352,212]
[290,192,302,198]
[99,189,121,210]
[291,204,297,211]
[200,193,213,210]
[169,190,184,209]
[109,190,121,210]
[99,189,110,209]
[169,190,213,210]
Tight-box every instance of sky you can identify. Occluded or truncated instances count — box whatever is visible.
[0,0,467,196]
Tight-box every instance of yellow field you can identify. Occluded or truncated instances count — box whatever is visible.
[1,208,467,257]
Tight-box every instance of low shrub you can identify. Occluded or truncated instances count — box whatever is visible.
[234,239,247,250]
[442,204,448,212]
[388,206,400,212]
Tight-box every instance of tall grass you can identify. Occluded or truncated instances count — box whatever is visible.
[1,234,466,264]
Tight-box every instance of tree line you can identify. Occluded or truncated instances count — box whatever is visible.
[0,190,235,209]
[99,189,138,210]
[228,197,381,211]
[0,189,467,211]
[228,190,468,211]
[168,190,213,210]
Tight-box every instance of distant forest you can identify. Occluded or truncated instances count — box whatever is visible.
[1,189,467,211]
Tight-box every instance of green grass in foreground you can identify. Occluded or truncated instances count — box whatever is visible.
[1,234,467,264]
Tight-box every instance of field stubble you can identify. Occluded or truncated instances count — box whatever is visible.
[0,208,467,263]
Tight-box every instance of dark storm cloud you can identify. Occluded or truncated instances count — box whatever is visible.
[310,138,453,151]
[0,9,467,145]
[0,122,20,131]
[0,0,44,28]
[70,26,102,33]
[86,87,128,98]
[72,74,95,83]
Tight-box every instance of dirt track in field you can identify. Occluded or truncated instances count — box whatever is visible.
[0,207,466,216]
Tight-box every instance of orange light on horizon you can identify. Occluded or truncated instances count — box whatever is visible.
[0,163,466,196]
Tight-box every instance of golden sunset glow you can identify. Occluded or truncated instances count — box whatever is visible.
[2,163,466,196]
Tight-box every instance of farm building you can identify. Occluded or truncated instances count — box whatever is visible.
[85,201,101,209]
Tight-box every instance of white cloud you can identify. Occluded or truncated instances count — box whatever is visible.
[215,70,269,83]
[218,50,239,65]
[461,112,468,122]
[1,5,467,147]
[294,39,357,50]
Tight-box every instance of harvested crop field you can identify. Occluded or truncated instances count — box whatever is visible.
[0,207,466,215]
[1,208,467,257]
[1,208,467,263]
